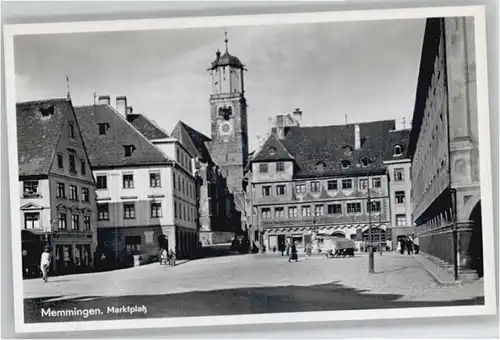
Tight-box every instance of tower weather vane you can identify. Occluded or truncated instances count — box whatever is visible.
[224,30,229,52]
[66,76,71,100]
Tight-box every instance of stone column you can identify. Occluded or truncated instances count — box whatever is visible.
[456,220,478,280]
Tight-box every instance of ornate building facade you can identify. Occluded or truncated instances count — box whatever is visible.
[18,98,97,276]
[246,115,408,252]
[408,17,483,279]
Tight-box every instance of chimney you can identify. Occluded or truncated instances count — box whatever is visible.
[354,124,361,150]
[126,106,133,115]
[116,96,127,115]
[293,108,302,125]
[98,95,110,106]
[275,115,285,139]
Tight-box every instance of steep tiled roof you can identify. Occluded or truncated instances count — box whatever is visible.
[252,133,294,162]
[74,105,172,168]
[17,98,69,177]
[254,120,397,178]
[384,129,411,161]
[126,114,170,140]
[171,121,212,162]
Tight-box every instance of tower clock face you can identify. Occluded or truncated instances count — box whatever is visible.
[219,121,234,138]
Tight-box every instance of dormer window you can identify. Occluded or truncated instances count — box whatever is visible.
[68,122,75,139]
[269,147,276,155]
[98,123,110,135]
[341,160,351,169]
[316,161,326,172]
[393,145,403,156]
[124,145,136,157]
[342,146,353,157]
[39,105,55,117]
[360,158,371,167]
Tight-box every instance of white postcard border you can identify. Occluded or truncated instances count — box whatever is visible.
[3,5,496,334]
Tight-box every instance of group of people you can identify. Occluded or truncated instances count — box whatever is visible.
[159,248,176,266]
[398,235,419,255]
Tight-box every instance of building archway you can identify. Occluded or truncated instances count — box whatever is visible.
[469,201,483,278]
[330,232,346,238]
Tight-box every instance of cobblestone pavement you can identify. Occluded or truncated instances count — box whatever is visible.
[24,251,483,302]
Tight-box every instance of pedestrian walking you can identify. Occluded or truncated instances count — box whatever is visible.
[399,237,406,254]
[288,242,298,262]
[406,236,414,255]
[413,236,420,254]
[160,248,167,266]
[39,247,51,283]
[168,249,176,266]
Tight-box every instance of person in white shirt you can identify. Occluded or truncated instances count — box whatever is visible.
[39,247,51,283]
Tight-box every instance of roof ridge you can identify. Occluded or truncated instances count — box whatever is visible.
[17,98,68,106]
[103,104,173,162]
[137,113,171,139]
[179,120,211,141]
[291,119,396,130]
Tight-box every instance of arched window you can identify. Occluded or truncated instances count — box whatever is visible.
[360,158,370,167]
[341,160,351,169]
[269,146,276,155]
[316,161,325,172]
[393,145,403,156]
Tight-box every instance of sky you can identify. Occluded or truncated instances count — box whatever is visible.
[14,18,425,151]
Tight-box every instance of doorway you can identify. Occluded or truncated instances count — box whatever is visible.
[469,202,483,278]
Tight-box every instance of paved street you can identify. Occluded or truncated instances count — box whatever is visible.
[24,252,484,323]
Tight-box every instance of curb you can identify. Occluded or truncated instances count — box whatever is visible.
[412,253,462,286]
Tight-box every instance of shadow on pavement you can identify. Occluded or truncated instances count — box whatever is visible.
[25,281,484,323]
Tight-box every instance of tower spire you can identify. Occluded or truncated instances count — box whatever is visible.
[224,30,229,52]
[65,76,71,100]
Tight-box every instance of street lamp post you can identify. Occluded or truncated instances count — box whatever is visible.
[379,210,383,256]
[367,175,375,274]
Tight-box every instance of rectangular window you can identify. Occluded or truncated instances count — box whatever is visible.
[68,123,75,139]
[124,203,136,219]
[396,214,407,226]
[174,202,178,219]
[151,202,162,218]
[57,153,64,168]
[311,181,320,192]
[58,213,67,229]
[327,204,342,215]
[123,174,134,189]
[69,185,78,201]
[276,185,286,196]
[24,212,40,229]
[72,214,80,230]
[394,168,404,181]
[372,177,382,188]
[395,191,406,204]
[262,186,271,196]
[96,175,107,189]
[261,208,271,219]
[346,202,362,214]
[359,178,368,190]
[315,205,324,216]
[288,206,298,218]
[81,188,90,202]
[98,123,110,135]
[259,163,268,173]
[367,200,381,212]
[23,181,40,197]
[276,162,285,172]
[150,172,161,187]
[69,153,76,173]
[83,216,91,231]
[302,206,312,217]
[56,182,65,198]
[81,160,86,175]
[295,183,306,193]
[327,180,338,190]
[342,179,352,189]
[124,145,136,157]
[97,203,109,221]
[274,207,285,219]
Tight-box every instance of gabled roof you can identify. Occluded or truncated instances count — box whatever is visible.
[17,98,69,177]
[384,129,411,161]
[171,121,212,162]
[253,120,397,178]
[252,133,294,162]
[74,105,172,168]
[126,114,170,140]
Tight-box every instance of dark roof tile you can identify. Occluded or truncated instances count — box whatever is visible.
[74,105,171,168]
[17,98,69,177]
[171,121,212,162]
[126,114,170,140]
[384,129,411,161]
[252,133,294,162]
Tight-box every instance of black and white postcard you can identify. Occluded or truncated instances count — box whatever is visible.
[3,5,496,333]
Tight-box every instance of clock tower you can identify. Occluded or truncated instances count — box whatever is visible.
[208,32,249,195]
